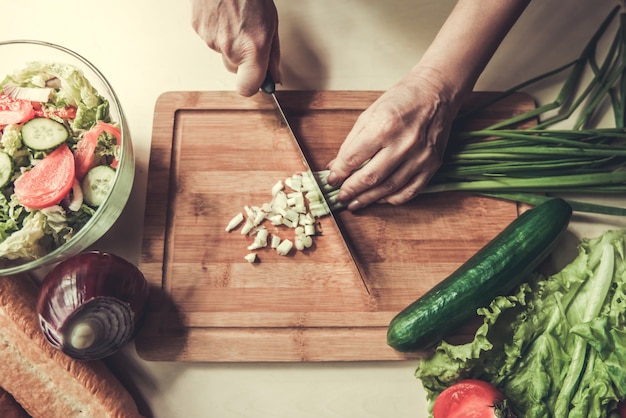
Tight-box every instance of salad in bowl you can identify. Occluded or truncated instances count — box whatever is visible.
[0,40,134,274]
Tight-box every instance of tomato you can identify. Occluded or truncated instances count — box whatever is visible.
[0,94,35,126]
[74,121,121,180]
[432,379,513,418]
[14,144,76,209]
[33,104,77,120]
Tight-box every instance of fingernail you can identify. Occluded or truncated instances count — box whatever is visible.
[347,199,362,211]
[337,190,349,202]
[326,171,338,186]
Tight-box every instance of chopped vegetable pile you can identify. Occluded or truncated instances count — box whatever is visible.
[0,62,120,261]
[416,228,626,418]
[225,171,331,262]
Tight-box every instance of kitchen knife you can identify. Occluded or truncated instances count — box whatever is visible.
[261,74,370,295]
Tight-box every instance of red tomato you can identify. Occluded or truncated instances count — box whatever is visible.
[14,144,76,209]
[33,104,77,120]
[74,121,121,180]
[0,94,35,126]
[433,379,513,418]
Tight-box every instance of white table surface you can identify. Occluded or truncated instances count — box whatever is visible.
[3,1,626,417]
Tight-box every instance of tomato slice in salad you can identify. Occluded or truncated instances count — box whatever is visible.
[14,143,76,209]
[74,121,121,180]
[32,102,77,120]
[0,94,35,126]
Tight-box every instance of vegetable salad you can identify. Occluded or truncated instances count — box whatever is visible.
[0,62,120,261]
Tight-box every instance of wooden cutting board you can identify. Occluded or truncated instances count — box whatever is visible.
[137,90,536,362]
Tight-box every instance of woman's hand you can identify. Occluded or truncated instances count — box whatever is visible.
[326,67,465,211]
[191,0,281,96]
[325,0,530,211]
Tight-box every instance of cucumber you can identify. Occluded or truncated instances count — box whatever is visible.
[21,118,69,151]
[0,152,13,188]
[81,165,116,207]
[387,197,572,352]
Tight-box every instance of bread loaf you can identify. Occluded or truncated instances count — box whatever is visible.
[0,274,145,418]
[0,386,30,418]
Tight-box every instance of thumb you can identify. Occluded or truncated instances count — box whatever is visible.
[235,59,268,97]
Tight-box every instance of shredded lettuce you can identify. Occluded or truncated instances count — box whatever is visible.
[0,124,23,156]
[415,228,626,418]
[1,61,109,129]
[0,211,48,260]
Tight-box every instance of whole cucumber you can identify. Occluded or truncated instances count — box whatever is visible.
[387,197,572,352]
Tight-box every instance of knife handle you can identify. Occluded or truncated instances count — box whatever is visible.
[261,72,276,94]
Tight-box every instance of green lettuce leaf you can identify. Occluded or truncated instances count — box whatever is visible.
[415,228,626,417]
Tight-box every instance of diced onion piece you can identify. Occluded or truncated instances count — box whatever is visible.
[284,209,300,224]
[271,234,281,249]
[271,180,284,196]
[67,179,84,212]
[301,235,313,248]
[272,191,288,210]
[304,224,317,236]
[276,239,293,256]
[225,212,244,232]
[269,214,283,225]
[240,218,254,235]
[253,209,266,226]
[295,236,305,251]
[244,253,257,263]
[282,217,297,228]
[248,228,269,250]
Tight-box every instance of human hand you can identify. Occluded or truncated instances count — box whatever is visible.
[325,67,467,211]
[191,0,281,96]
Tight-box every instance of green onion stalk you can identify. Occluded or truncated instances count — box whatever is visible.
[320,6,626,216]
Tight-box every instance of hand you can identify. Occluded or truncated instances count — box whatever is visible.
[191,0,281,96]
[326,67,466,211]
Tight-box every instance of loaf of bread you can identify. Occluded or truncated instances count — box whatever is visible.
[0,386,30,418]
[0,273,145,418]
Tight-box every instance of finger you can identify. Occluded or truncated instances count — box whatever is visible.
[326,118,381,185]
[221,54,239,74]
[378,170,434,206]
[335,146,405,205]
[357,149,442,210]
[235,57,269,97]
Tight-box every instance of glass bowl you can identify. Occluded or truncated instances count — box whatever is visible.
[0,40,134,274]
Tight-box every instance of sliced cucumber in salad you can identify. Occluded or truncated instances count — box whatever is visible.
[0,152,13,189]
[81,165,116,207]
[21,118,69,151]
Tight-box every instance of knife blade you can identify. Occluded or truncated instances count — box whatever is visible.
[261,74,370,295]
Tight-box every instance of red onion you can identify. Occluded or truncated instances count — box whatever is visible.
[37,251,149,360]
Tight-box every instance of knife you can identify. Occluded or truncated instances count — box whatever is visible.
[260,74,370,295]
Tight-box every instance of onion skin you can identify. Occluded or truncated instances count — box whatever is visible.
[36,251,149,360]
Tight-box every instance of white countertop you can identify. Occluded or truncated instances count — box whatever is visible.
[3,1,626,417]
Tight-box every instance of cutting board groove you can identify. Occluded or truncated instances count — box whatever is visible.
[137,90,536,362]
